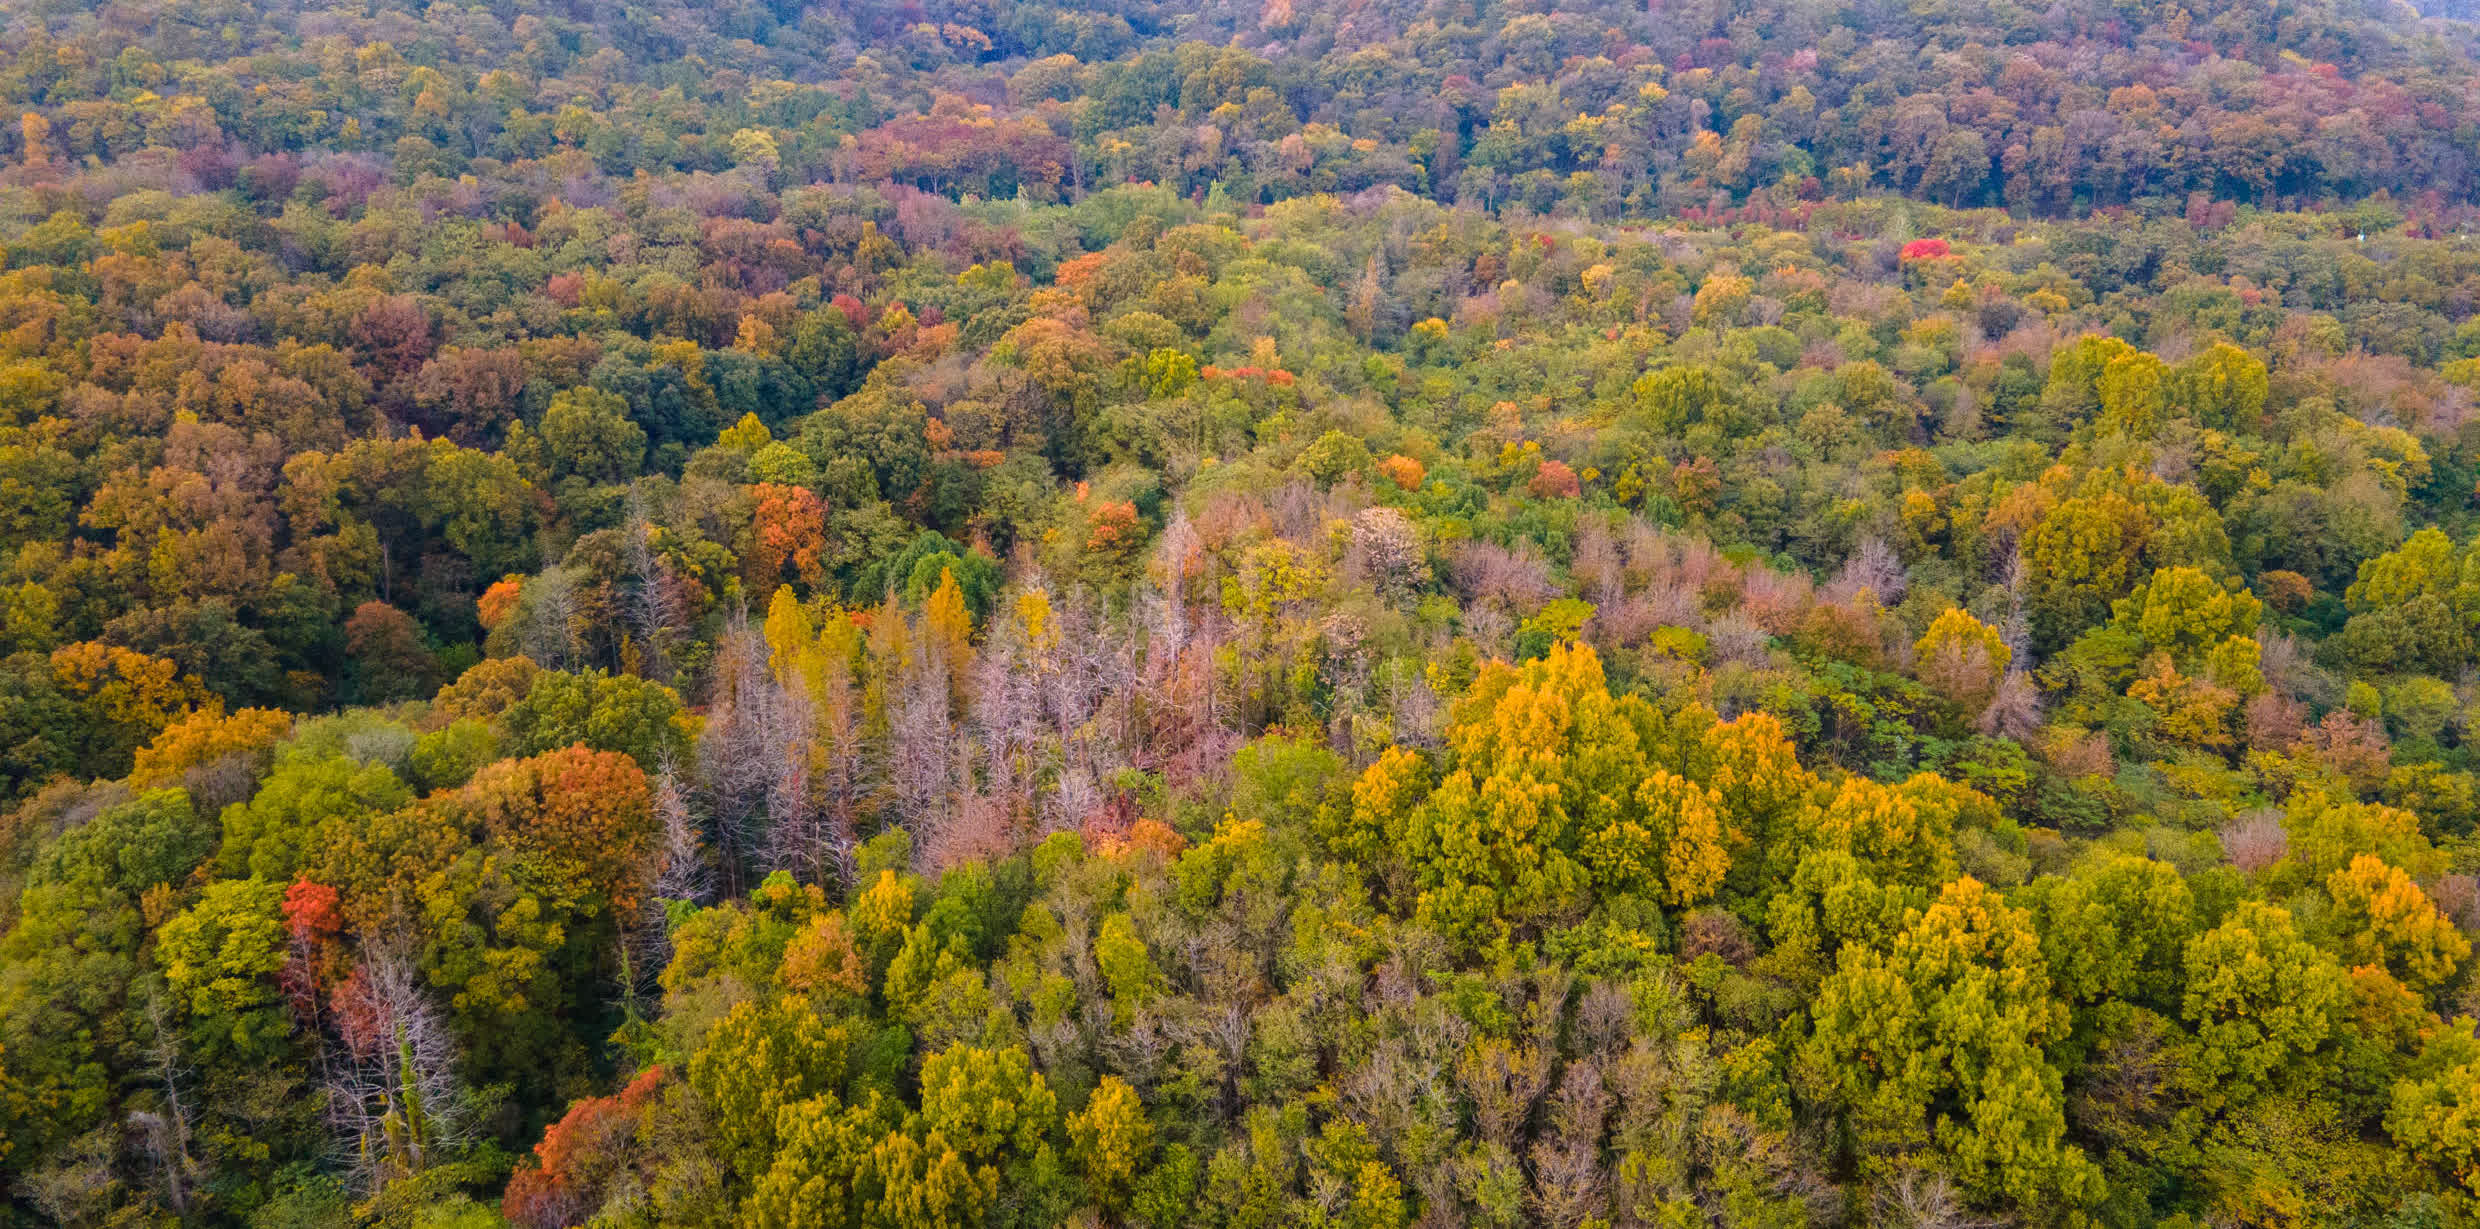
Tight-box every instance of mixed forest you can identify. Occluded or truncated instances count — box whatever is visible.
[14,0,2480,1225]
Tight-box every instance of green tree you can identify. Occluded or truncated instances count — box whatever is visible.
[2181,900,2348,1106]
[1801,876,2100,1209]
[500,668,687,769]
[155,877,291,1062]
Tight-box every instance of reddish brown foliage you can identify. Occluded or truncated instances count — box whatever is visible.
[1528,459,1581,499]
[1086,500,1145,560]
[503,1066,667,1229]
[748,483,829,587]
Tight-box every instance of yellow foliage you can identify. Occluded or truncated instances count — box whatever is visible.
[49,641,209,742]
[130,706,292,787]
[2328,854,2470,992]
[781,911,869,998]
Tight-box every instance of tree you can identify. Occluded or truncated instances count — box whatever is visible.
[324,945,470,1197]
[413,346,528,443]
[749,483,830,590]
[219,753,414,881]
[2387,1047,2480,1202]
[345,601,437,703]
[2181,900,2348,1105]
[1294,430,1371,487]
[501,1066,665,1229]
[1631,365,1727,435]
[459,745,656,917]
[2025,852,2194,1011]
[1801,876,2100,1209]
[501,668,687,770]
[2024,491,2151,647]
[2176,342,2270,432]
[155,877,292,1062]
[1069,1076,1152,1209]
[2121,565,2260,665]
[534,388,647,486]
[2096,350,2171,437]
[130,705,291,787]
[899,1042,1063,1226]
[2326,854,2469,994]
[1915,607,2009,713]
[49,641,212,777]
[686,995,853,1180]
[745,1090,889,1229]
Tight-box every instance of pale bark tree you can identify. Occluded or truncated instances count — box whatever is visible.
[322,941,467,1196]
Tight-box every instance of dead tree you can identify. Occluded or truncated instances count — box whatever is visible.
[321,941,467,1197]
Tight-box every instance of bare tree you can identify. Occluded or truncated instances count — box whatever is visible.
[1348,506,1429,602]
[1570,520,1625,604]
[888,627,958,852]
[133,991,200,1216]
[1977,669,2043,742]
[1528,1060,1612,1229]
[322,941,468,1196]
[622,492,690,684]
[2220,808,2288,874]
[649,762,709,907]
[760,680,829,885]
[623,761,709,995]
[1451,540,1558,612]
[1871,1167,2006,1229]
[515,564,587,671]
[812,635,863,889]
[1995,549,2032,663]
[2434,873,2480,933]
[1154,511,1205,604]
[694,624,788,892]
[1457,1036,1554,1151]
[1830,535,1907,607]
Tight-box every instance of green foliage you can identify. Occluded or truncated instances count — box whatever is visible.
[499,669,687,769]
[155,877,291,1062]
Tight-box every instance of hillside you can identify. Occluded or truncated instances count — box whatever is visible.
[3,0,2480,1226]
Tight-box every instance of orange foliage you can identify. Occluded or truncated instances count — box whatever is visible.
[130,705,292,786]
[1377,453,1426,491]
[458,746,656,916]
[1086,500,1145,559]
[478,575,525,630]
[749,482,828,587]
[502,1066,667,1229]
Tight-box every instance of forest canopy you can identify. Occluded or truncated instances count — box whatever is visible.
[6,0,2480,1226]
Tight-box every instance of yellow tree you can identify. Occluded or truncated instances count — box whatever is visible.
[2181,900,2348,1105]
[1067,1075,1151,1209]
[2024,489,2151,644]
[923,566,975,710]
[2097,349,2171,437]
[1373,643,1797,943]
[2327,854,2471,994]
[2122,564,2261,665]
[129,705,292,787]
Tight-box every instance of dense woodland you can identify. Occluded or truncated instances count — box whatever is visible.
[11,0,2480,1225]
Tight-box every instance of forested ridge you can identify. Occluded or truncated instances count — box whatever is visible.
[7,0,2480,1225]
